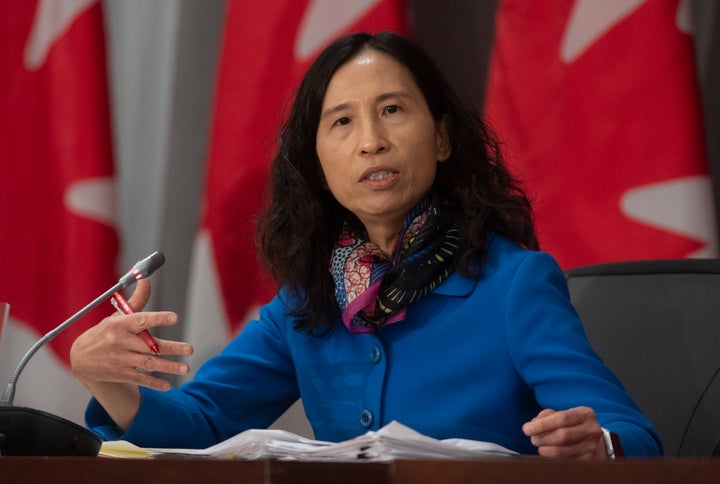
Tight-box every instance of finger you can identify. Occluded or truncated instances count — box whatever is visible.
[536,408,556,418]
[536,440,599,460]
[523,407,592,436]
[535,427,605,460]
[126,278,151,311]
[125,313,193,357]
[154,338,194,358]
[108,365,176,392]
[77,346,191,387]
[133,353,191,377]
[136,374,173,392]
[118,331,193,359]
[523,409,557,436]
[124,311,179,334]
[530,419,600,447]
[527,408,556,425]
[104,353,191,385]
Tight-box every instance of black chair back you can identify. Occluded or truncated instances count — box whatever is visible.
[566,259,720,457]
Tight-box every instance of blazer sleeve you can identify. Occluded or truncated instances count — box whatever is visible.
[85,290,301,448]
[504,250,663,456]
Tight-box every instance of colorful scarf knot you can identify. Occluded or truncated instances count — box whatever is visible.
[330,195,459,334]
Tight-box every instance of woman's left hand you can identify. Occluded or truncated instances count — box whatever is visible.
[522,407,607,460]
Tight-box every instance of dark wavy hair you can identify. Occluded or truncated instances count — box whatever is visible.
[256,31,537,334]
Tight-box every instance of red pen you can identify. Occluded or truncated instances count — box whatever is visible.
[111,291,160,356]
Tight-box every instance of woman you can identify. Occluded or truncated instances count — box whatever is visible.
[71,32,662,459]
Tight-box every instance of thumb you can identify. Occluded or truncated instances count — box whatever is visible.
[126,278,151,311]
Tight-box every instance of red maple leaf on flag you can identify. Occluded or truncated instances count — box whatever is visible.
[484,0,716,268]
[0,0,118,417]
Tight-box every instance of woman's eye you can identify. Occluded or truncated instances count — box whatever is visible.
[384,105,399,114]
[334,116,351,126]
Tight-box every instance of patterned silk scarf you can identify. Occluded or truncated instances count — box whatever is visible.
[330,194,460,334]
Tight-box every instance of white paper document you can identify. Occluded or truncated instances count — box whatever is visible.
[100,420,517,461]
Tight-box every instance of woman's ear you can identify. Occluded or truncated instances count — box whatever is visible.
[435,115,452,162]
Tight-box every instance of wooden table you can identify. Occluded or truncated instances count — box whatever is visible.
[3,456,720,483]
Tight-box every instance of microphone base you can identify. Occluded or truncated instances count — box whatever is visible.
[0,406,101,456]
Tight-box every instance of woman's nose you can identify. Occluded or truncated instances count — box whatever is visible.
[358,118,389,155]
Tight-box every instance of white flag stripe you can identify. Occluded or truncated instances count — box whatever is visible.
[65,177,117,227]
[561,0,645,63]
[24,0,97,70]
[294,0,380,60]
[620,175,718,256]
[184,230,232,378]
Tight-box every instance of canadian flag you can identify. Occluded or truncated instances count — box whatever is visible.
[0,0,118,423]
[484,0,717,268]
[185,0,409,370]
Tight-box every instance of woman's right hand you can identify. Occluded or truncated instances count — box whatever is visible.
[70,278,194,429]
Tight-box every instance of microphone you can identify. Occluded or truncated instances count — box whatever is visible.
[0,251,165,456]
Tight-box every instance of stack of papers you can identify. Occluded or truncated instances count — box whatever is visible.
[100,421,517,461]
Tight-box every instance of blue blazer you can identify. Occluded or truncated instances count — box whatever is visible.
[87,235,662,456]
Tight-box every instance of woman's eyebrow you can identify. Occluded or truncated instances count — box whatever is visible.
[320,91,412,120]
[321,102,350,121]
[375,91,411,104]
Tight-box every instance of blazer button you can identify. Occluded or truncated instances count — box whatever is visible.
[360,409,374,428]
[370,345,382,363]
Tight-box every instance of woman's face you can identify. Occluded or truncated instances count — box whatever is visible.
[315,50,451,242]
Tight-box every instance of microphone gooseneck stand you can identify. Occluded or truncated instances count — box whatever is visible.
[0,251,165,456]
